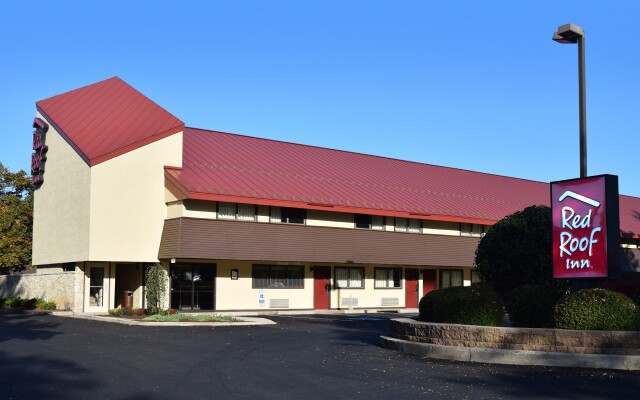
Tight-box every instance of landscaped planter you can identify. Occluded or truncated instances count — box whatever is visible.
[390,318,640,356]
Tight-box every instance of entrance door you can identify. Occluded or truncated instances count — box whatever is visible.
[85,263,109,313]
[170,264,216,310]
[313,266,331,309]
[423,269,437,296]
[405,268,419,308]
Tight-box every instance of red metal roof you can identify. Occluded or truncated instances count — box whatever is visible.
[37,77,184,166]
[620,196,640,238]
[165,128,640,235]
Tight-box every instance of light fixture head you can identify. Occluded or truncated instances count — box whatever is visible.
[553,24,584,44]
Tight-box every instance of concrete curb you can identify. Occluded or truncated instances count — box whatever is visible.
[380,336,640,371]
[59,313,277,327]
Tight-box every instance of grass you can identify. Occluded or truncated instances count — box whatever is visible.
[143,313,239,322]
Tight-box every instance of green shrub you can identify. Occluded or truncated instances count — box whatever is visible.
[35,300,57,310]
[23,298,38,309]
[109,306,148,317]
[5,297,24,308]
[555,288,640,331]
[418,289,443,322]
[418,283,504,326]
[506,284,562,328]
[0,298,5,307]
[474,206,552,298]
[145,263,168,315]
[143,313,238,322]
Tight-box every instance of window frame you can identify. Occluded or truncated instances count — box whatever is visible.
[270,206,306,225]
[395,217,422,233]
[374,267,402,289]
[471,270,481,285]
[355,214,384,230]
[333,266,365,289]
[460,223,486,237]
[439,269,464,289]
[217,202,257,221]
[251,264,305,289]
[354,214,372,229]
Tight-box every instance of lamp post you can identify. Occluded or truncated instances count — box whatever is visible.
[553,24,587,178]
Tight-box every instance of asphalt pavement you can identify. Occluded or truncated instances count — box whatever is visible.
[1,310,638,399]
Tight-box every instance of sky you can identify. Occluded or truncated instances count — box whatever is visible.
[1,1,639,197]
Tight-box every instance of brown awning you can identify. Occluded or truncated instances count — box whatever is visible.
[159,218,480,267]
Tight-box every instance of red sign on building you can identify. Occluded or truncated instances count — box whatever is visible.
[31,117,49,186]
[551,175,620,279]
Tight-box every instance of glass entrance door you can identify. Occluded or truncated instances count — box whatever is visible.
[89,267,105,307]
[170,264,215,310]
[85,263,110,312]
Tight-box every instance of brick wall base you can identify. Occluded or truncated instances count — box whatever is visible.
[390,318,640,356]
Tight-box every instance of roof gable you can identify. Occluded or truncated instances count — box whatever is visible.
[37,77,184,166]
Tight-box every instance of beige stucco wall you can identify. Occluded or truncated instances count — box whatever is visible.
[424,220,460,236]
[32,112,91,265]
[89,132,183,262]
[214,260,314,310]
[166,201,185,219]
[306,210,354,228]
[183,200,217,219]
[170,260,474,311]
[329,265,405,309]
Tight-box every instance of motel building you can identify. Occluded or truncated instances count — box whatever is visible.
[30,77,640,313]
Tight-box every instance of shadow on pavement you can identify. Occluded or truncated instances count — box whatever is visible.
[0,351,97,398]
[0,311,100,398]
[438,368,640,399]
[0,310,62,343]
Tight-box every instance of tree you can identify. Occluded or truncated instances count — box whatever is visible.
[474,205,553,298]
[0,162,33,272]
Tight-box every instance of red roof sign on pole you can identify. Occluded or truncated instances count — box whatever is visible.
[551,175,620,279]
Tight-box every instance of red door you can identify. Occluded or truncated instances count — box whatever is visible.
[405,268,419,308]
[423,269,437,295]
[313,266,331,309]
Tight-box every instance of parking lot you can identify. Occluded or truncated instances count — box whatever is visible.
[1,311,639,399]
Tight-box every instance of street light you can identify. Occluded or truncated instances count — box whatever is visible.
[553,24,587,178]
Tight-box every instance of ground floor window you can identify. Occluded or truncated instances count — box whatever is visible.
[170,264,215,310]
[374,268,401,288]
[440,269,463,289]
[252,265,304,288]
[334,267,364,288]
[89,267,104,307]
[471,270,481,284]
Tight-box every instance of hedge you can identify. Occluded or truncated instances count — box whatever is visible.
[555,288,640,331]
[418,283,504,326]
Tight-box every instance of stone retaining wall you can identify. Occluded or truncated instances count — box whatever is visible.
[0,271,75,310]
[391,318,640,356]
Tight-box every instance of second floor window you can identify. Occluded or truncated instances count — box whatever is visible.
[271,207,305,224]
[354,214,384,230]
[218,202,256,221]
[395,217,422,233]
[460,223,486,237]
